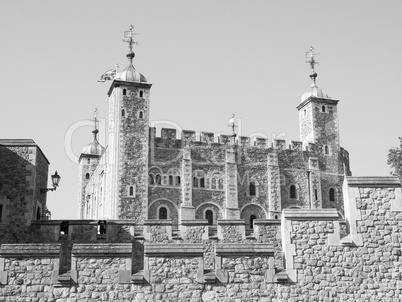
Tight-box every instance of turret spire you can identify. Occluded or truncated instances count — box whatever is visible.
[123,25,140,63]
[305,46,319,83]
[93,108,99,140]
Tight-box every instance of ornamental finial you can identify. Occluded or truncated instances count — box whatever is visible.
[93,108,99,140]
[123,25,140,61]
[305,46,319,76]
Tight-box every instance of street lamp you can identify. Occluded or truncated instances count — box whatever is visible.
[40,171,61,193]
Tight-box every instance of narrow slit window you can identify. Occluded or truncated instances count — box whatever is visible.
[159,207,168,219]
[36,207,41,220]
[139,111,144,119]
[175,176,181,186]
[85,173,90,180]
[249,182,256,196]
[0,204,3,221]
[155,174,162,185]
[322,105,326,112]
[139,90,143,98]
[290,185,296,199]
[329,188,335,202]
[123,89,127,96]
[211,178,216,189]
[200,177,205,188]
[250,214,256,229]
[315,189,318,201]
[325,145,329,155]
[129,186,134,196]
[121,109,125,117]
[169,175,174,186]
[87,158,90,165]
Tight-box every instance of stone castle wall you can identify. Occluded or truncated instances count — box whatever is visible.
[1,176,402,301]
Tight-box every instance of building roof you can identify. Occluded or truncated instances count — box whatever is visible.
[0,139,50,164]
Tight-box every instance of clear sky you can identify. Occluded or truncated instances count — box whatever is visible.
[1,1,401,219]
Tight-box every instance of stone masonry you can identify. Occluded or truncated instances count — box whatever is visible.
[0,176,402,301]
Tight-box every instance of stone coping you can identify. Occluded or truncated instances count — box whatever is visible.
[72,243,132,256]
[144,243,203,257]
[32,220,138,226]
[217,219,246,225]
[215,243,274,256]
[144,219,172,226]
[181,220,209,226]
[253,219,281,225]
[297,96,339,110]
[283,208,339,220]
[0,244,61,257]
[346,176,401,187]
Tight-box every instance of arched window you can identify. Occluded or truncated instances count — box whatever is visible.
[205,210,213,225]
[36,207,41,220]
[129,186,134,196]
[249,214,256,229]
[274,214,279,220]
[322,105,326,112]
[149,174,155,185]
[121,109,125,117]
[200,178,205,188]
[329,188,335,202]
[169,175,174,186]
[87,158,90,165]
[159,207,168,219]
[139,111,144,119]
[175,176,181,186]
[218,179,223,190]
[193,177,199,188]
[290,185,296,199]
[123,89,127,96]
[249,182,256,196]
[139,90,143,98]
[155,174,162,185]
[211,178,216,189]
[85,173,90,180]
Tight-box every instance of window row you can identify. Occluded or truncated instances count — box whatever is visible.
[149,174,181,186]
[122,89,144,98]
[121,109,144,119]
[289,185,336,202]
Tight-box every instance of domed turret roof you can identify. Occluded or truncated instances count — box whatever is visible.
[114,52,147,83]
[81,130,105,157]
[301,81,330,102]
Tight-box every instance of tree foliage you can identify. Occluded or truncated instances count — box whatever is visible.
[387,137,402,179]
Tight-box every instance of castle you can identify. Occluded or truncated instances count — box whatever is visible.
[1,27,401,301]
[77,31,351,228]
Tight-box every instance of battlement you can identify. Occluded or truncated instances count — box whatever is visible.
[150,127,308,151]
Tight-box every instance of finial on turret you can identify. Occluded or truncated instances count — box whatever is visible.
[305,46,319,82]
[123,25,140,61]
[93,108,99,139]
[228,114,237,144]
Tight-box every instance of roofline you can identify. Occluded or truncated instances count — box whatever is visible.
[0,139,50,164]
[297,96,339,111]
[107,80,152,96]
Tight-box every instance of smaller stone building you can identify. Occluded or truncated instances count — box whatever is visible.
[0,139,49,226]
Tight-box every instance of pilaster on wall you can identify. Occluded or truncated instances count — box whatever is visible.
[281,208,340,282]
[343,176,402,247]
[181,147,195,220]
[308,157,322,208]
[267,153,281,218]
[225,147,239,219]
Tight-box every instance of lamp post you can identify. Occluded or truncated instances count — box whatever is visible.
[40,171,61,194]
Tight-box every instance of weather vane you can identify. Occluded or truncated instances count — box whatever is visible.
[305,46,319,74]
[228,114,237,144]
[123,25,140,53]
[94,108,98,131]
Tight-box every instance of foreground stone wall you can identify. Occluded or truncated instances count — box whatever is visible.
[2,176,402,301]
